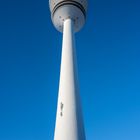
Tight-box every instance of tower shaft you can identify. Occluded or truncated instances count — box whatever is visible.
[54,18,85,140]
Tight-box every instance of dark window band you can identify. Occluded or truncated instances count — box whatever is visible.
[52,0,86,19]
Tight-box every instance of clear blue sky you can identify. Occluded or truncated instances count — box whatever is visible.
[0,0,140,140]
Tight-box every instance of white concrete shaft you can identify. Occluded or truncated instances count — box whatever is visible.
[54,18,86,140]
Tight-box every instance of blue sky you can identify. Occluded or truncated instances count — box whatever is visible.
[0,0,140,140]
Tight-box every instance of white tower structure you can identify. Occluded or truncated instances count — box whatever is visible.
[49,1,88,140]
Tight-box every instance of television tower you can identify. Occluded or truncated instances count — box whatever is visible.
[49,0,88,140]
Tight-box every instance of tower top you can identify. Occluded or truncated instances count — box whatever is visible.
[49,0,88,32]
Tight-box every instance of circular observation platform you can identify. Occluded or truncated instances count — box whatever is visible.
[49,0,88,32]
